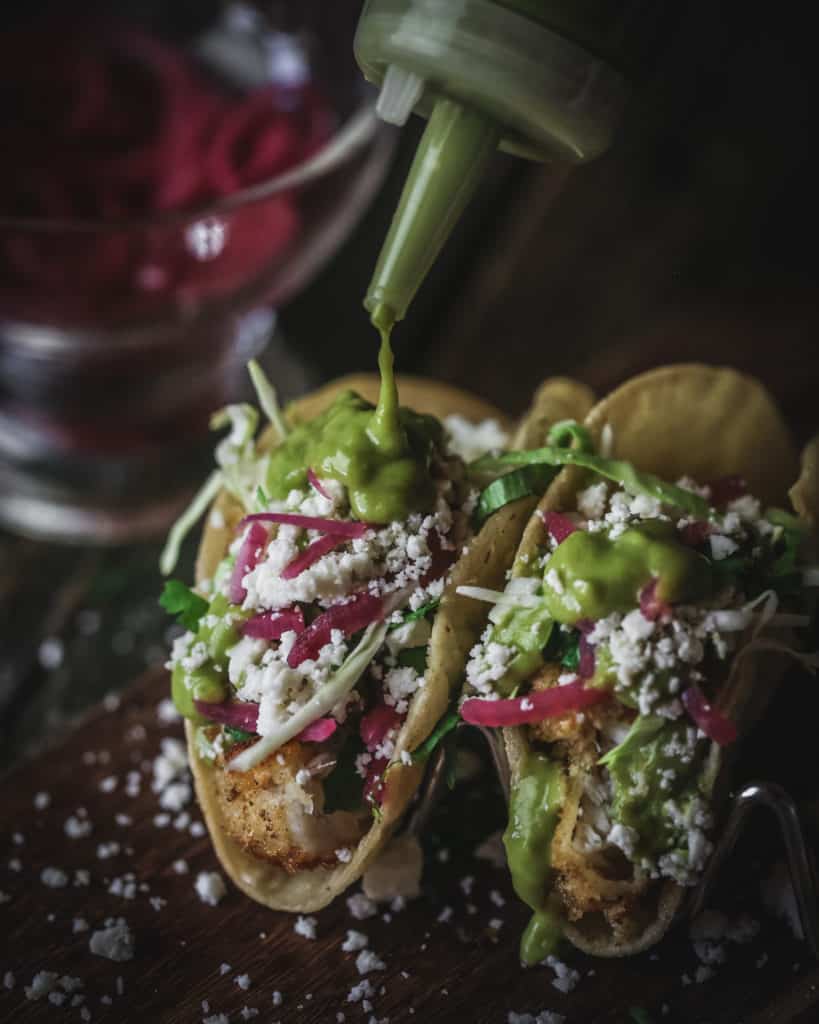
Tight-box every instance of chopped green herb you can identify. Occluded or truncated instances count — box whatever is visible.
[412,709,460,764]
[159,580,209,632]
[628,1008,654,1024]
[474,465,556,528]
[256,485,270,510]
[543,627,580,670]
[397,646,428,675]
[390,598,441,631]
[224,726,255,745]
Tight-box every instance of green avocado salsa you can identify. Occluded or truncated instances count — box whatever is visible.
[171,592,248,722]
[503,751,565,964]
[168,327,447,726]
[601,716,711,869]
[264,330,441,523]
[542,521,713,625]
[482,521,714,697]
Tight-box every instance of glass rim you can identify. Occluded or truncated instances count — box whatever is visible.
[0,99,383,234]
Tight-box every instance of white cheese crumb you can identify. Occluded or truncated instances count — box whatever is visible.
[65,815,93,839]
[25,971,59,1000]
[545,956,580,994]
[355,950,386,975]
[235,974,252,991]
[34,791,51,811]
[348,979,375,1003]
[41,867,68,888]
[443,414,509,463]
[195,871,227,907]
[342,930,369,952]
[3,972,14,990]
[173,859,189,875]
[89,918,135,962]
[347,892,378,921]
[99,775,118,793]
[272,990,283,1006]
[294,915,318,940]
[709,534,739,561]
[335,847,353,863]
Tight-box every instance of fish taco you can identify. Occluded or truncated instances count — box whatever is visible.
[160,348,593,912]
[459,364,818,959]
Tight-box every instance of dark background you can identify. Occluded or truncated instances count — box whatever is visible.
[2,0,818,761]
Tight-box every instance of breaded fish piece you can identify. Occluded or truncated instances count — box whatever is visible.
[211,737,369,873]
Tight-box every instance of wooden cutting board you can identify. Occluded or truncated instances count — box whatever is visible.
[1,667,817,1024]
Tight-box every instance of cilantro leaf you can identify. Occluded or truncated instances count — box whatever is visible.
[598,715,665,769]
[543,626,580,670]
[389,598,441,631]
[159,580,209,632]
[224,726,256,746]
[412,709,460,764]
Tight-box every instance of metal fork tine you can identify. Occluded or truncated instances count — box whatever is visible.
[689,781,819,957]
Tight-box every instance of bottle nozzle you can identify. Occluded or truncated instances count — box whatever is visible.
[376,64,425,126]
[364,95,499,329]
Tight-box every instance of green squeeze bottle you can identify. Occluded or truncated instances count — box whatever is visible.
[355,0,668,333]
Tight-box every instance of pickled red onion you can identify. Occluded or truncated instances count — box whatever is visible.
[297,717,338,743]
[194,698,258,732]
[286,592,384,668]
[360,704,402,750]
[682,685,737,745]
[241,607,305,640]
[639,578,672,621]
[307,468,332,500]
[240,512,370,538]
[229,521,268,604]
[542,511,578,544]
[281,534,345,580]
[461,681,608,727]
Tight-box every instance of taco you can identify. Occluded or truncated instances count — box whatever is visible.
[459,364,818,959]
[160,353,594,913]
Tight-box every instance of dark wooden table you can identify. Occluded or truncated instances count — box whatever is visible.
[2,667,818,1024]
[4,3,819,1014]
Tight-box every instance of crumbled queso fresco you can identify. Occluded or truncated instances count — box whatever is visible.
[463,477,797,886]
[169,476,461,750]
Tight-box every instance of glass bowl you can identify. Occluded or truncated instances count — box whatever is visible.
[0,4,396,543]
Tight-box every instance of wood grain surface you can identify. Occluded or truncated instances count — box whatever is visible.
[2,668,818,1024]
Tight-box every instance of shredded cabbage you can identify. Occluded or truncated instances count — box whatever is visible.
[248,358,288,442]
[159,471,223,576]
[227,619,390,772]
